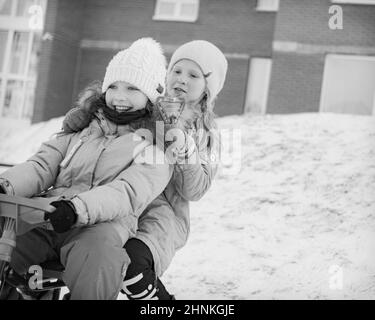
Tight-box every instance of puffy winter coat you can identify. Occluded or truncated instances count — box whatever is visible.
[136,120,220,276]
[0,110,172,244]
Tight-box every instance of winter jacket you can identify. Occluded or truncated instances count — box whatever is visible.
[136,120,220,276]
[0,110,172,245]
[60,102,220,276]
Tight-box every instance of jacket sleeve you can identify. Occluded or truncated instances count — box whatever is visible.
[173,129,220,201]
[71,145,173,225]
[0,134,73,197]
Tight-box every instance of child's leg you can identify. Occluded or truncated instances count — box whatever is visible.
[122,198,179,300]
[10,228,58,276]
[123,238,174,300]
[59,223,130,300]
[1,228,57,300]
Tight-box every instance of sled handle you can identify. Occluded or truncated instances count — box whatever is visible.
[0,194,56,219]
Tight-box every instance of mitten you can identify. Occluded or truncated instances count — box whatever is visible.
[46,201,78,233]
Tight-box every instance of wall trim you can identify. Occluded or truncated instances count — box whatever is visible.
[80,39,250,59]
[273,41,375,55]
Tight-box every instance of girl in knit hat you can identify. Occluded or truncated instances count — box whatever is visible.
[0,38,172,300]
[61,40,228,300]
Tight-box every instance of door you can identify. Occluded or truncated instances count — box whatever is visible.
[320,54,375,115]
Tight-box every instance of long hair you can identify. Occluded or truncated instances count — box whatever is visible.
[172,93,220,190]
[198,93,217,128]
[195,92,219,152]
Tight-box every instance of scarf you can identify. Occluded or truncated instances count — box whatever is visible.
[101,104,149,125]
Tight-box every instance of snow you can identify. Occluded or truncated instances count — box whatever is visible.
[0,112,374,299]
[0,117,63,166]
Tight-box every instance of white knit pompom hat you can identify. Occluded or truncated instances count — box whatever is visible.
[102,37,167,103]
[167,40,228,107]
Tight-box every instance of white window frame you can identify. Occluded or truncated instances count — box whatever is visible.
[244,57,272,115]
[153,0,199,22]
[331,0,375,5]
[256,0,280,12]
[0,0,46,119]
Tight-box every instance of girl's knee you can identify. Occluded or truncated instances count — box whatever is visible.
[64,240,129,271]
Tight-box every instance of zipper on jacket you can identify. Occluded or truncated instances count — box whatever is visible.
[89,142,108,188]
[60,137,87,169]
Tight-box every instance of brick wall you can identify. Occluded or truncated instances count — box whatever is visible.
[267,0,375,114]
[274,0,375,46]
[267,52,325,114]
[32,0,85,122]
[75,0,275,118]
[82,0,275,54]
[215,57,249,116]
[32,0,375,120]
[33,0,276,121]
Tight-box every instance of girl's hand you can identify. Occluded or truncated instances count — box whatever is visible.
[165,130,196,163]
[46,200,78,233]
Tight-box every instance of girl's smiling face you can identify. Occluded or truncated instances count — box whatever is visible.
[166,59,206,105]
[105,81,148,112]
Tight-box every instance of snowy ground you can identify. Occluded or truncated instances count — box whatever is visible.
[0,113,374,299]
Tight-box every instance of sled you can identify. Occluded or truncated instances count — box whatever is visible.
[0,194,67,300]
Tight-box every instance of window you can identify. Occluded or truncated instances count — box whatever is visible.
[153,0,199,22]
[0,0,46,119]
[256,0,279,12]
[331,0,375,4]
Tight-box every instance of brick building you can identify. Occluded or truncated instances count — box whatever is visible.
[268,0,375,115]
[0,0,374,123]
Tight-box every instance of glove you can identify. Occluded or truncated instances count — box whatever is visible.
[45,200,78,233]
